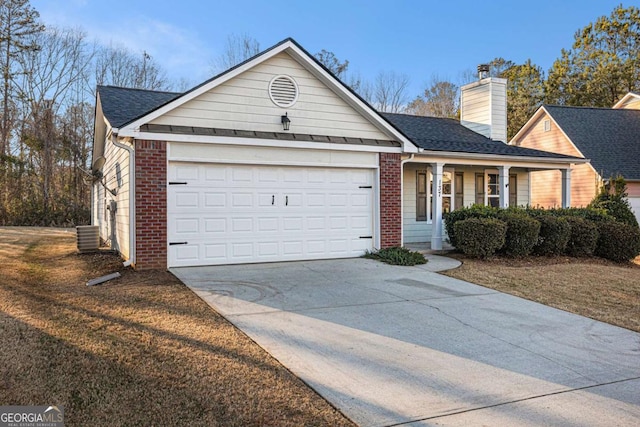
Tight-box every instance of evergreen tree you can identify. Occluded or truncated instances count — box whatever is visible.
[545,5,640,106]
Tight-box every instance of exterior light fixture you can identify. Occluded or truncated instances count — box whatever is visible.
[281,112,291,131]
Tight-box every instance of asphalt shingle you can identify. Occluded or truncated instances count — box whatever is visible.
[544,105,640,180]
[382,113,580,160]
[96,87,581,162]
[97,85,180,128]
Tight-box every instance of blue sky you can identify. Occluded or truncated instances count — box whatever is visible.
[32,0,634,96]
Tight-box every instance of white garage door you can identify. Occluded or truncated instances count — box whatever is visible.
[168,162,375,267]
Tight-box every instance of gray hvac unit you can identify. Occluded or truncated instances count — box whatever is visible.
[76,225,99,253]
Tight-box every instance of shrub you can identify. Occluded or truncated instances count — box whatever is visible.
[545,207,611,223]
[595,222,640,262]
[533,215,570,256]
[499,213,540,257]
[453,218,506,258]
[363,247,427,266]
[564,216,599,257]
[588,176,639,228]
[444,204,499,247]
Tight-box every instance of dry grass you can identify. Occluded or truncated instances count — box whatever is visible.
[442,252,640,333]
[0,227,354,427]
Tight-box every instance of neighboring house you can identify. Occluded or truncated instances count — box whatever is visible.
[512,92,640,224]
[92,38,584,269]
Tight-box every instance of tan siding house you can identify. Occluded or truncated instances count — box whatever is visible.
[513,97,640,224]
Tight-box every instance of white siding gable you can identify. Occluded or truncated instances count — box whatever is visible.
[150,52,390,140]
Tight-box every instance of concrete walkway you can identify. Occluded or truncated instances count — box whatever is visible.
[172,258,640,427]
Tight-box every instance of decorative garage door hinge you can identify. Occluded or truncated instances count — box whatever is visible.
[169,181,188,185]
[169,242,188,246]
[359,236,373,239]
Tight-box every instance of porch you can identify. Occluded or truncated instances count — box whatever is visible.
[401,156,574,250]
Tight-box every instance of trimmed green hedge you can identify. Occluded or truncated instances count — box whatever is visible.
[446,205,638,262]
[533,215,570,256]
[595,222,640,262]
[444,204,498,247]
[564,216,599,257]
[499,213,540,257]
[453,218,506,258]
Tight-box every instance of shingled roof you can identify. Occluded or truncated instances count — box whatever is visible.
[382,113,581,160]
[544,105,640,180]
[98,85,180,128]
[96,86,581,161]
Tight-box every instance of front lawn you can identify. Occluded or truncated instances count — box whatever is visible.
[0,227,354,426]
[442,253,640,332]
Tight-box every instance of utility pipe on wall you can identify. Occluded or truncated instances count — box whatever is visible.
[112,136,136,267]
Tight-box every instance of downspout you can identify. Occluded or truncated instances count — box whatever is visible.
[399,154,415,247]
[112,135,136,267]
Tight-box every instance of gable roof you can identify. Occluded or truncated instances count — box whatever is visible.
[612,92,640,109]
[541,105,640,180]
[382,113,582,160]
[111,37,416,151]
[97,85,180,128]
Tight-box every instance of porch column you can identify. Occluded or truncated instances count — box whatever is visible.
[561,168,572,208]
[431,162,444,250]
[499,165,510,208]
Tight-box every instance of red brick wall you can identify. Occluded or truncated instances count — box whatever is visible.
[379,153,402,248]
[135,140,167,270]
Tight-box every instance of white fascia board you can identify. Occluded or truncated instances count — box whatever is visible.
[612,92,640,109]
[284,45,418,153]
[120,42,296,134]
[414,149,588,169]
[510,105,546,143]
[510,106,589,159]
[119,39,417,154]
[133,132,403,153]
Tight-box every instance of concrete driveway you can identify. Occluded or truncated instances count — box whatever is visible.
[172,257,640,426]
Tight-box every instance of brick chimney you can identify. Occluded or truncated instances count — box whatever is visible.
[460,66,507,143]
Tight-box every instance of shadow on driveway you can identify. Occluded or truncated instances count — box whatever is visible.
[172,258,640,427]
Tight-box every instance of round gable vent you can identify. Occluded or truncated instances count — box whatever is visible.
[269,75,298,107]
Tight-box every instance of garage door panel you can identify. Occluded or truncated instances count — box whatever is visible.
[204,218,226,233]
[283,217,303,231]
[232,167,253,182]
[173,244,200,262]
[204,192,226,208]
[168,163,375,267]
[174,192,199,208]
[174,218,199,234]
[258,217,279,232]
[352,194,370,207]
[231,217,253,232]
[306,217,327,230]
[203,245,226,262]
[173,164,199,181]
[204,167,226,182]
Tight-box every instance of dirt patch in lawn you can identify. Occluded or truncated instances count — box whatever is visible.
[0,227,354,427]
[442,252,640,333]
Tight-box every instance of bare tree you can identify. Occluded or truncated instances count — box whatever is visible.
[372,71,410,113]
[213,33,260,72]
[406,76,459,118]
[314,49,349,78]
[95,43,170,90]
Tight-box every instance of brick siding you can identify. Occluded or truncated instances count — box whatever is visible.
[134,140,167,269]
[379,153,402,247]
